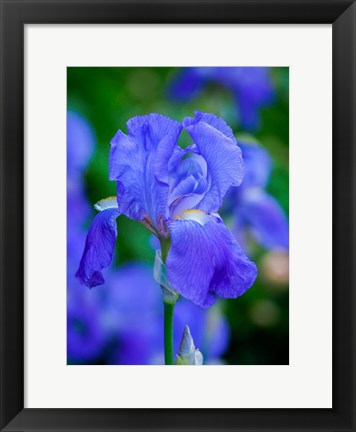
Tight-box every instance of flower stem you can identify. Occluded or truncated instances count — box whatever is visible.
[163,300,175,365]
[160,237,176,365]
[160,238,170,262]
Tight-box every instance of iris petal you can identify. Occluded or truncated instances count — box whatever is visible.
[166,217,257,308]
[233,67,275,130]
[109,114,182,226]
[239,189,289,250]
[239,142,272,188]
[183,112,244,213]
[76,207,120,288]
[184,110,236,140]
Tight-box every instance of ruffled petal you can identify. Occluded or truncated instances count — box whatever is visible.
[183,112,244,213]
[166,216,257,308]
[76,207,120,288]
[109,114,182,226]
[239,189,289,250]
[168,152,208,216]
[184,110,236,140]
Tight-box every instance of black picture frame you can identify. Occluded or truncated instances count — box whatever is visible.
[1,0,355,431]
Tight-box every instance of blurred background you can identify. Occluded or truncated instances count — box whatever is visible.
[67,67,289,365]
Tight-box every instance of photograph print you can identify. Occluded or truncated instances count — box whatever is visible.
[67,67,289,366]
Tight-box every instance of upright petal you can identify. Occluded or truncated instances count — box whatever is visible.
[166,215,257,308]
[76,204,120,288]
[184,111,236,140]
[109,114,182,227]
[183,112,244,213]
[239,189,289,250]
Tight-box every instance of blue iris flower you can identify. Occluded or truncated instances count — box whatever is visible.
[228,142,289,250]
[67,111,231,363]
[76,112,257,308]
[168,67,275,131]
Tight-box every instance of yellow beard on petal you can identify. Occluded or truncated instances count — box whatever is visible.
[174,209,209,226]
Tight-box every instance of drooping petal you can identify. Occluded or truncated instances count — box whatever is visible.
[239,142,272,189]
[76,205,120,288]
[183,112,244,213]
[239,189,289,250]
[109,114,182,227]
[166,214,257,308]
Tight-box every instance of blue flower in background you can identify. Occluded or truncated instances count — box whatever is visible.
[67,111,95,178]
[68,263,230,364]
[76,112,257,308]
[67,110,107,363]
[67,111,96,277]
[227,142,289,251]
[168,67,275,131]
[67,288,108,363]
[108,264,230,364]
[103,264,163,365]
[174,299,230,362]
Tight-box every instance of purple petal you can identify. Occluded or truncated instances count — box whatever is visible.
[166,217,257,308]
[167,68,206,101]
[234,68,275,130]
[184,110,236,140]
[174,300,230,360]
[76,208,120,288]
[183,112,244,213]
[239,190,289,250]
[239,142,272,188]
[67,111,95,176]
[211,67,275,130]
[109,114,182,226]
[67,295,107,361]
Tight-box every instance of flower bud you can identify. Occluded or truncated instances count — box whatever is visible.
[176,326,203,365]
[153,250,179,304]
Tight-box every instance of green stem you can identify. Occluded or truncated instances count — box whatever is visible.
[160,237,176,365]
[160,238,170,262]
[163,301,175,365]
